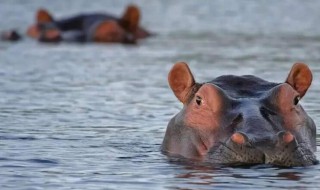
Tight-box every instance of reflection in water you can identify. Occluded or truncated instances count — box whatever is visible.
[173,163,217,189]
[277,172,301,181]
[171,166,307,189]
[167,156,312,189]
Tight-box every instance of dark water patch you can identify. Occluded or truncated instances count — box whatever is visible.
[0,165,27,168]
[0,135,37,141]
[47,136,82,141]
[0,157,59,166]
[0,157,11,161]
[27,159,59,165]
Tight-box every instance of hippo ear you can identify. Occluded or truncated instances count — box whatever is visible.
[119,5,140,33]
[285,63,312,98]
[168,62,196,104]
[36,8,54,24]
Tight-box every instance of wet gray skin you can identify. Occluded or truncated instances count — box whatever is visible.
[162,62,317,167]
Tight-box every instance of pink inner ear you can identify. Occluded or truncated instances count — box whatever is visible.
[36,9,54,24]
[286,63,312,97]
[294,74,311,95]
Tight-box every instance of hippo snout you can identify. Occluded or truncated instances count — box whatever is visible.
[220,131,318,167]
[230,131,291,149]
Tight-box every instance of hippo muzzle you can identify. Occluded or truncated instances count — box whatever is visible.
[162,62,317,167]
[209,127,317,167]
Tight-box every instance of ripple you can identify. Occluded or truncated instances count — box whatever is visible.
[0,135,37,141]
[1,0,320,190]
[27,159,59,165]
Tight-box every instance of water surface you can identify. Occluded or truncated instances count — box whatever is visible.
[1,0,320,189]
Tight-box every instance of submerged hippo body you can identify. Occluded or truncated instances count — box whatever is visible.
[162,62,317,167]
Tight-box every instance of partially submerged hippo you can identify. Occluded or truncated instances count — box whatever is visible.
[26,4,151,43]
[162,62,317,167]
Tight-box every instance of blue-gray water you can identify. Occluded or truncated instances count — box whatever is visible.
[1,0,320,189]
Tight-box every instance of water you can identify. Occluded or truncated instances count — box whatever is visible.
[1,0,320,189]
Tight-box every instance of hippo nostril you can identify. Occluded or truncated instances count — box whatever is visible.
[277,131,295,144]
[283,132,294,144]
[231,132,247,145]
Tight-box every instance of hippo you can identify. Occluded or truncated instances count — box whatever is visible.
[36,20,136,44]
[26,4,151,43]
[1,23,134,44]
[162,62,317,167]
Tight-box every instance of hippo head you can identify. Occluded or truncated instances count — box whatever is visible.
[162,62,317,167]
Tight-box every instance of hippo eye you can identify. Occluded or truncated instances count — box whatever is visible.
[195,96,202,106]
[294,96,300,105]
